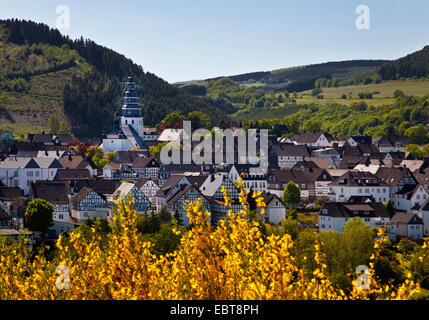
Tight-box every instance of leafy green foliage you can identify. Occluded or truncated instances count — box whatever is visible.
[282,181,301,206]
[24,199,54,241]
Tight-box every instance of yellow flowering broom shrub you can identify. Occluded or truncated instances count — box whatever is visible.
[0,182,423,300]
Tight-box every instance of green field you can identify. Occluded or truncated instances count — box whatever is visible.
[298,79,429,106]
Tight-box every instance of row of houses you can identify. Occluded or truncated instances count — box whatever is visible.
[0,131,426,243]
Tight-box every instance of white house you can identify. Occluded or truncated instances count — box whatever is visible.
[292,132,331,148]
[329,171,390,203]
[0,157,63,195]
[319,202,391,234]
[257,193,286,224]
[387,212,424,241]
[228,164,267,192]
[135,178,160,210]
[270,144,310,169]
[30,181,75,238]
[70,187,109,224]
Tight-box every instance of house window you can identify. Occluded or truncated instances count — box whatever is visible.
[27,171,33,177]
[35,171,40,177]
[358,188,362,194]
[59,214,64,220]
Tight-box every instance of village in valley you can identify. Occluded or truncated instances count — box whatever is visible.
[0,76,427,245]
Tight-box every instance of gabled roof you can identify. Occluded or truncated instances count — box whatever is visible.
[71,187,104,203]
[271,144,310,157]
[375,167,415,187]
[268,168,332,183]
[391,212,423,225]
[30,134,74,145]
[0,186,24,200]
[330,171,388,187]
[374,135,411,147]
[54,169,91,181]
[200,173,236,197]
[400,160,426,172]
[0,157,63,169]
[75,180,121,195]
[304,157,334,169]
[112,182,137,198]
[320,202,390,218]
[115,151,148,163]
[292,132,326,144]
[60,155,97,170]
[132,156,159,168]
[260,192,285,207]
[31,182,69,204]
[185,175,208,189]
[349,135,372,145]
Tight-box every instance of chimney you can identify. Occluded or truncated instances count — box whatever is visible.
[45,150,48,156]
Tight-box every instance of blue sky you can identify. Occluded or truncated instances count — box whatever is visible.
[1,0,429,83]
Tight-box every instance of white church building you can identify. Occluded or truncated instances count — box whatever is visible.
[101,77,148,153]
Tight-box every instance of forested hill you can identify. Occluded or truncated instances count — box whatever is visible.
[378,46,429,80]
[0,19,230,138]
[175,60,390,92]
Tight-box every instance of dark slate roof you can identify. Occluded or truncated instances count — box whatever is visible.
[186,175,208,188]
[320,202,390,218]
[12,141,45,152]
[293,132,323,144]
[75,180,121,195]
[31,134,74,145]
[260,192,285,207]
[71,187,105,203]
[350,135,372,145]
[268,168,332,183]
[54,169,91,181]
[375,167,414,187]
[374,135,411,147]
[115,151,148,163]
[132,156,159,168]
[0,186,24,199]
[330,171,388,187]
[135,177,157,189]
[31,182,69,204]
[271,144,310,157]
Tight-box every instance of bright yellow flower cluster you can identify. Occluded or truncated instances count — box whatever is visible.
[0,190,422,300]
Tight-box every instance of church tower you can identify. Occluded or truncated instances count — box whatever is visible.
[120,76,144,137]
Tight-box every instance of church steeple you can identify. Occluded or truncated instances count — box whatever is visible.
[122,76,142,117]
[120,76,144,137]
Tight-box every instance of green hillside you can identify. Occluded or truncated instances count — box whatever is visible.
[175,60,389,92]
[0,19,231,139]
